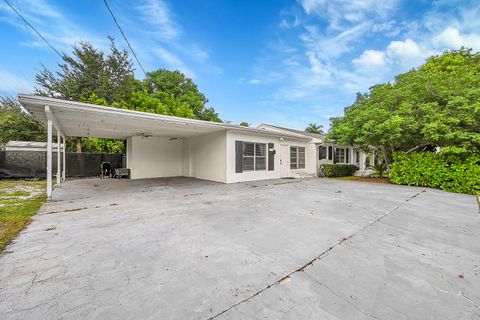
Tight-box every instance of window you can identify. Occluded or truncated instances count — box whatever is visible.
[255,143,266,170]
[242,142,266,171]
[334,148,345,163]
[319,146,327,160]
[328,146,333,160]
[290,146,305,169]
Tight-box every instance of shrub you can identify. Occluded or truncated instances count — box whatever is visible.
[389,151,480,195]
[321,164,358,177]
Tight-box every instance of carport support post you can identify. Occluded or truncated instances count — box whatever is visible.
[57,130,61,186]
[62,136,66,181]
[46,114,53,199]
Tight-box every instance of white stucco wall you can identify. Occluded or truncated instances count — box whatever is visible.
[126,130,317,183]
[127,136,183,179]
[226,130,316,183]
[182,131,227,183]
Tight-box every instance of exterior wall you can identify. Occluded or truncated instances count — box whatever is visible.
[182,131,227,183]
[226,130,316,183]
[127,136,183,179]
[126,130,319,183]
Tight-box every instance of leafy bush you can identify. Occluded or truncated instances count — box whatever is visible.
[390,150,480,195]
[321,164,358,177]
[372,162,387,178]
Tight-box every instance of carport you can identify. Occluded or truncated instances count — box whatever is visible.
[18,94,306,198]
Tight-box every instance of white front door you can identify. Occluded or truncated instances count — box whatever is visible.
[279,144,290,178]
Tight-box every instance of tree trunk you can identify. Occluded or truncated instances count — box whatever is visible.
[380,145,392,168]
[75,137,82,153]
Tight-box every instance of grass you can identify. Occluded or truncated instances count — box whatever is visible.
[0,190,30,197]
[0,180,46,252]
[332,176,391,184]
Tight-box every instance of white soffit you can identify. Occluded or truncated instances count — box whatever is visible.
[17,94,310,141]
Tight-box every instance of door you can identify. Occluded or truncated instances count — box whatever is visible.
[279,144,290,178]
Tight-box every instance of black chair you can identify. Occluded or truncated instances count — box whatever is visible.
[100,162,112,179]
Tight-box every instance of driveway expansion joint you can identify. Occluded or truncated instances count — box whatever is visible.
[206,190,423,319]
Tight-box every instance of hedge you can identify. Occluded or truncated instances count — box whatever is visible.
[390,151,480,195]
[321,164,358,177]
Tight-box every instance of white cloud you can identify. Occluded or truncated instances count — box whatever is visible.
[0,0,106,52]
[0,69,33,94]
[299,0,397,30]
[352,50,387,69]
[306,51,332,82]
[386,38,428,67]
[189,45,209,62]
[136,0,180,40]
[432,27,480,51]
[300,22,370,59]
[153,47,195,78]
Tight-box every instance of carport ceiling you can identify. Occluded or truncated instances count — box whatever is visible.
[18,94,308,140]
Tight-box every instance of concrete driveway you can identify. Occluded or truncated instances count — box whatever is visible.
[0,177,478,319]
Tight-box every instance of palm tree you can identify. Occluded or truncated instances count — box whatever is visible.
[305,123,324,134]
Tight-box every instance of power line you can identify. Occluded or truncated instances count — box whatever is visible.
[2,0,63,59]
[103,0,147,76]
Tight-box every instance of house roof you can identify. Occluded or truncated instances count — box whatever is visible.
[258,124,325,140]
[17,94,310,141]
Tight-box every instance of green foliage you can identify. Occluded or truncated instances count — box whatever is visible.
[0,97,46,144]
[372,162,387,178]
[329,48,480,165]
[305,123,324,134]
[35,37,137,104]
[139,69,220,122]
[239,122,249,127]
[33,38,221,153]
[113,90,195,119]
[321,164,358,177]
[390,151,480,195]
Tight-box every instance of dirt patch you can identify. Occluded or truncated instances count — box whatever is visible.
[334,176,391,184]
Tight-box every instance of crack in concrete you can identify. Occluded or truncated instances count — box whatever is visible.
[303,272,380,319]
[206,190,423,320]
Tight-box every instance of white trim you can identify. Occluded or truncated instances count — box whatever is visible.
[46,107,52,199]
[62,136,66,181]
[56,130,61,186]
[44,105,64,137]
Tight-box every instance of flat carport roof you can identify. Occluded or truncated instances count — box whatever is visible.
[17,94,310,198]
[17,94,310,140]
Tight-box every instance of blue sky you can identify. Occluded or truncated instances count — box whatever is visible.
[1,0,480,130]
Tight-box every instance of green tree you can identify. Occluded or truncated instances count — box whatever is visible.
[36,37,137,104]
[239,122,249,127]
[140,69,221,122]
[34,39,222,153]
[329,48,480,166]
[305,123,324,134]
[35,37,137,152]
[0,96,45,144]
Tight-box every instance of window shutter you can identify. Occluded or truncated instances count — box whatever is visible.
[346,148,350,163]
[268,143,274,171]
[333,147,337,164]
[235,141,243,173]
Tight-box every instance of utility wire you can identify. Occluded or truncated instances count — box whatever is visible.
[3,0,63,59]
[103,0,147,76]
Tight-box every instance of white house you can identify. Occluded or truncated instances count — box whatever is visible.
[18,94,368,198]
